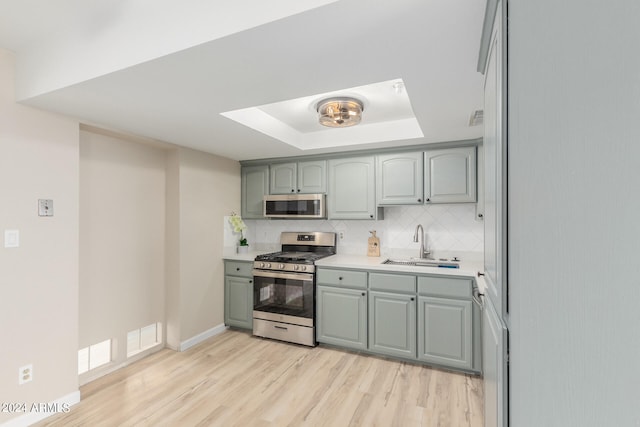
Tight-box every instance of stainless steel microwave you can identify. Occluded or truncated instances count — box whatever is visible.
[263,194,326,219]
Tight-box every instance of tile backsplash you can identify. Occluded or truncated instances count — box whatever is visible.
[227,204,483,260]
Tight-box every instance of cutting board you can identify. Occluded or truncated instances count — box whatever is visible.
[367,230,380,257]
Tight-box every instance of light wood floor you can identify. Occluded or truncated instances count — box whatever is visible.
[36,330,483,427]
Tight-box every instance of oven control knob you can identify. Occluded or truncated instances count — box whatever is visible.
[279,263,285,269]
[266,263,271,268]
[301,265,307,271]
[260,262,265,268]
[293,265,299,271]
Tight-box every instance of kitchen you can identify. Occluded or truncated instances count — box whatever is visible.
[2,1,640,427]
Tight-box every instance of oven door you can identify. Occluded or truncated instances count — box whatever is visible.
[252,270,314,322]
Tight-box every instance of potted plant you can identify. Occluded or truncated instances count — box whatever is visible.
[229,213,249,254]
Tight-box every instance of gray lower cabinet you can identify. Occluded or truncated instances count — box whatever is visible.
[368,291,416,359]
[417,296,472,370]
[224,261,253,330]
[316,285,367,350]
[315,267,480,373]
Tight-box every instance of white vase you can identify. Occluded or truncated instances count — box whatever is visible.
[237,245,249,254]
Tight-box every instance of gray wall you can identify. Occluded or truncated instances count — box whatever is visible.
[509,1,640,425]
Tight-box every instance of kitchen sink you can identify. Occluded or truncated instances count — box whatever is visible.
[382,258,460,269]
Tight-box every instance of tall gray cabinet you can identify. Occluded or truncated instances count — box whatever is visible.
[478,0,509,425]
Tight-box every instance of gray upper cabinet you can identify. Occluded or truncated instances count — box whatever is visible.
[241,165,269,219]
[376,152,424,205]
[328,156,378,219]
[270,160,327,194]
[270,162,297,194]
[424,147,477,203]
[298,160,327,193]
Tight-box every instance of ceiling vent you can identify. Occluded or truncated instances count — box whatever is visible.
[469,110,483,126]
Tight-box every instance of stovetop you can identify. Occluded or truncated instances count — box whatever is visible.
[255,251,332,264]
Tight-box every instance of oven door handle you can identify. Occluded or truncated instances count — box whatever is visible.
[252,269,314,281]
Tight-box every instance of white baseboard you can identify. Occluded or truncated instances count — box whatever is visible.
[0,390,80,427]
[179,323,227,352]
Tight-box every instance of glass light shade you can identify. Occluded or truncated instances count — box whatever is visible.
[316,97,364,128]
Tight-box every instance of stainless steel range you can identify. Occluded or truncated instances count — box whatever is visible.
[252,231,336,347]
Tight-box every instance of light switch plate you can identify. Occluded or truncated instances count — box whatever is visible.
[4,229,19,248]
[38,199,53,217]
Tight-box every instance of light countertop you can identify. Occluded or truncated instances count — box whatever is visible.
[222,250,269,262]
[222,251,485,291]
[315,254,484,281]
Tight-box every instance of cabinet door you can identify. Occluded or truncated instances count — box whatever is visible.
[376,152,424,205]
[270,162,297,194]
[368,291,416,359]
[484,298,509,427]
[418,296,472,370]
[241,165,269,219]
[224,276,253,330]
[424,147,477,203]
[316,286,367,350]
[297,160,327,194]
[328,156,376,219]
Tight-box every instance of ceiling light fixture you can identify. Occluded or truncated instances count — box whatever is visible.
[316,97,364,128]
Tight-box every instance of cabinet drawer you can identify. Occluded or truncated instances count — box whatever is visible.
[225,261,253,278]
[317,268,367,289]
[418,276,473,299]
[369,273,416,293]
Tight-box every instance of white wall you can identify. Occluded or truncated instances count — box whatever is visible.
[79,128,167,381]
[509,1,640,425]
[15,0,337,101]
[0,48,80,424]
[244,204,483,259]
[165,147,240,349]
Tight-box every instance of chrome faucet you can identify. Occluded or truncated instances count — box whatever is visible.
[413,224,430,259]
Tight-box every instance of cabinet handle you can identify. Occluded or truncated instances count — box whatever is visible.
[370,214,374,219]
[478,213,484,218]
[274,325,288,331]
[362,292,366,296]
[410,297,415,301]
[249,280,252,283]
[477,272,485,277]
[297,189,301,192]
[291,189,295,193]
[426,198,430,202]
[418,198,422,202]
[338,277,343,280]
[236,267,240,271]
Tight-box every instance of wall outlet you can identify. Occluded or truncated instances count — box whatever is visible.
[19,364,33,384]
